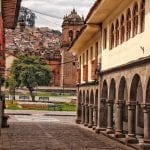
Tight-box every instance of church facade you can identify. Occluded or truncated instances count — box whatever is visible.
[60,9,84,87]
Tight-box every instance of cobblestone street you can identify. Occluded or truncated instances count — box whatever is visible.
[0,110,135,150]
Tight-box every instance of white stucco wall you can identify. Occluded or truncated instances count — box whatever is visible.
[78,32,101,83]
[101,0,149,71]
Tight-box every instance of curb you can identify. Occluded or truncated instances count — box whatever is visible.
[6,113,76,117]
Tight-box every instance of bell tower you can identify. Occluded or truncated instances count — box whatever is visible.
[61,9,84,88]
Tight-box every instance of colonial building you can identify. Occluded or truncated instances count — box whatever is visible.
[0,0,22,126]
[69,0,149,149]
[60,9,84,87]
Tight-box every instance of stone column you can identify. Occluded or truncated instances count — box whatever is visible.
[84,104,89,126]
[115,100,125,138]
[106,99,114,134]
[139,103,150,150]
[125,101,138,144]
[76,102,81,124]
[88,104,93,128]
[81,103,85,124]
[96,98,107,133]
[93,105,98,130]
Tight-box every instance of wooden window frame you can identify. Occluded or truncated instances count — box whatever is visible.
[115,20,119,47]
[110,23,114,50]
[126,9,131,41]
[140,0,145,33]
[120,15,125,43]
[133,2,139,37]
[103,28,107,49]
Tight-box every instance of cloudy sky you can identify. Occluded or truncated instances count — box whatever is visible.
[21,0,95,31]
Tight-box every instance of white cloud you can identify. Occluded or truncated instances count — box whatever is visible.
[21,0,95,31]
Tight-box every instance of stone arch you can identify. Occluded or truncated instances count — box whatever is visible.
[101,80,108,128]
[83,90,85,103]
[78,90,82,103]
[107,78,116,130]
[118,76,128,131]
[95,89,98,106]
[109,78,116,100]
[118,76,128,101]
[130,74,144,136]
[94,89,99,126]
[77,90,82,122]
[130,74,143,102]
[86,90,89,104]
[146,77,150,103]
[85,90,90,125]
[102,80,108,99]
[90,90,94,105]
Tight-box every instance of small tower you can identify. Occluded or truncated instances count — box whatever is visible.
[61,9,84,88]
[61,9,84,46]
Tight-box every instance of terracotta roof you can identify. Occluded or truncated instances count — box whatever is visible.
[2,0,22,29]
[85,0,102,22]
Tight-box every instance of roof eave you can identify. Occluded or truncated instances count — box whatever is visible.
[68,24,100,54]
[2,0,22,29]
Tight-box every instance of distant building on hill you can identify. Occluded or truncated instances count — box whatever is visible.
[18,7,36,27]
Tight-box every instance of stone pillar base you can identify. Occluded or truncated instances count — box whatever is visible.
[92,125,96,130]
[2,115,9,128]
[114,131,125,138]
[139,139,150,150]
[88,124,92,128]
[84,123,88,126]
[95,127,106,133]
[80,121,85,124]
[106,128,114,134]
[125,134,138,144]
[75,119,81,124]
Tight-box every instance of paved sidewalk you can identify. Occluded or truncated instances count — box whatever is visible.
[0,122,135,150]
[0,110,136,150]
[5,109,76,116]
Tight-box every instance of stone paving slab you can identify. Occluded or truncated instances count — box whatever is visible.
[0,117,135,150]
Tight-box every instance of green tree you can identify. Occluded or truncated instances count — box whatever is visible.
[5,74,17,102]
[10,53,52,101]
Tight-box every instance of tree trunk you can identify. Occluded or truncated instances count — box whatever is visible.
[10,88,16,104]
[28,87,35,102]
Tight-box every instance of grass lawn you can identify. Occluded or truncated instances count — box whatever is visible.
[6,100,76,111]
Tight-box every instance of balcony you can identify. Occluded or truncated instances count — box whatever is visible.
[83,64,88,82]
[77,68,81,83]
[91,60,98,80]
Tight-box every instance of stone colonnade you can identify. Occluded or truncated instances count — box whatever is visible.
[76,66,150,149]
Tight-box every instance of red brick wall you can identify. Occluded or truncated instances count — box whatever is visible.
[47,61,61,87]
